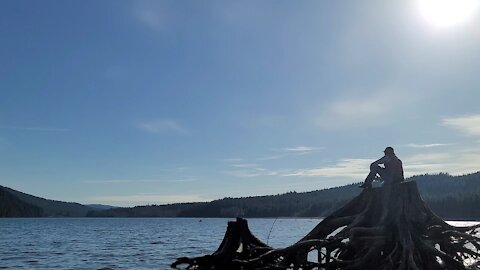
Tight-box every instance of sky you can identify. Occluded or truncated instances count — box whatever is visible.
[1,0,480,207]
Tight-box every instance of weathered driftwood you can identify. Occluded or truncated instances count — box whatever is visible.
[171,181,480,269]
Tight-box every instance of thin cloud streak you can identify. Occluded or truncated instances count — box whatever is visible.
[137,119,188,135]
[256,155,285,161]
[281,146,324,155]
[0,126,71,132]
[167,178,198,183]
[84,178,197,184]
[224,146,324,166]
[405,153,451,164]
[224,167,279,178]
[283,159,371,179]
[283,146,317,152]
[442,115,480,136]
[231,163,258,168]
[222,158,244,163]
[256,146,324,161]
[406,143,453,148]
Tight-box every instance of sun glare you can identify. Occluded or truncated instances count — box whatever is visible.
[418,0,479,28]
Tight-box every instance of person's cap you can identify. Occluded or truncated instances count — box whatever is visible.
[384,147,394,154]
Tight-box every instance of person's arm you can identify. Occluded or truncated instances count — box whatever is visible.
[371,156,387,166]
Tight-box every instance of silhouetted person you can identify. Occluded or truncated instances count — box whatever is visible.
[359,147,404,188]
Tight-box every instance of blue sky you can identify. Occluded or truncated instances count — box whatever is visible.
[1,0,480,206]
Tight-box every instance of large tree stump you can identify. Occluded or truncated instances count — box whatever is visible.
[172,181,480,269]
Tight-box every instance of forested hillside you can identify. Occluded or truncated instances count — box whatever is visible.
[88,172,480,219]
[413,173,480,219]
[0,185,92,217]
[0,186,43,217]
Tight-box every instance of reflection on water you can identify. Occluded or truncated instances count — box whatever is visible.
[0,218,477,269]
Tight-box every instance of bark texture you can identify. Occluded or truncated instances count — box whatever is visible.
[172,181,480,269]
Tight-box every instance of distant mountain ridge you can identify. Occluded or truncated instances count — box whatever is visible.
[2,172,480,219]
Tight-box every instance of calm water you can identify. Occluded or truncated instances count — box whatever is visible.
[0,218,321,270]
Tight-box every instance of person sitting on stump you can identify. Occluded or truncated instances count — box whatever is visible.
[360,146,404,188]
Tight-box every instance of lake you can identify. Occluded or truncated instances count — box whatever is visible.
[0,218,321,270]
[0,218,478,270]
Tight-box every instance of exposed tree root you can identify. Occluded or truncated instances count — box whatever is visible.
[171,181,480,269]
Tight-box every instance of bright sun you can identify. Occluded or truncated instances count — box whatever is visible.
[418,0,480,28]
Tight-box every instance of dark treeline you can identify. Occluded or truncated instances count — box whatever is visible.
[86,183,361,218]
[2,172,480,219]
[0,185,91,217]
[412,173,480,219]
[88,172,480,220]
[0,187,43,217]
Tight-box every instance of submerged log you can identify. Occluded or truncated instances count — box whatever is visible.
[171,181,480,269]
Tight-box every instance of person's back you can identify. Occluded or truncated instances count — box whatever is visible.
[384,153,404,183]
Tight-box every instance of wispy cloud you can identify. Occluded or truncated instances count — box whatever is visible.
[155,166,195,173]
[256,155,285,161]
[132,0,170,32]
[224,167,279,178]
[137,119,187,135]
[226,158,371,180]
[255,146,323,161]
[442,115,480,136]
[231,163,258,168]
[314,90,403,130]
[223,145,323,166]
[88,194,210,206]
[223,158,268,174]
[222,158,244,163]
[167,178,198,183]
[405,153,451,164]
[403,152,468,176]
[281,146,324,155]
[84,178,197,184]
[405,143,453,148]
[0,126,71,132]
[283,146,316,152]
[283,159,372,179]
